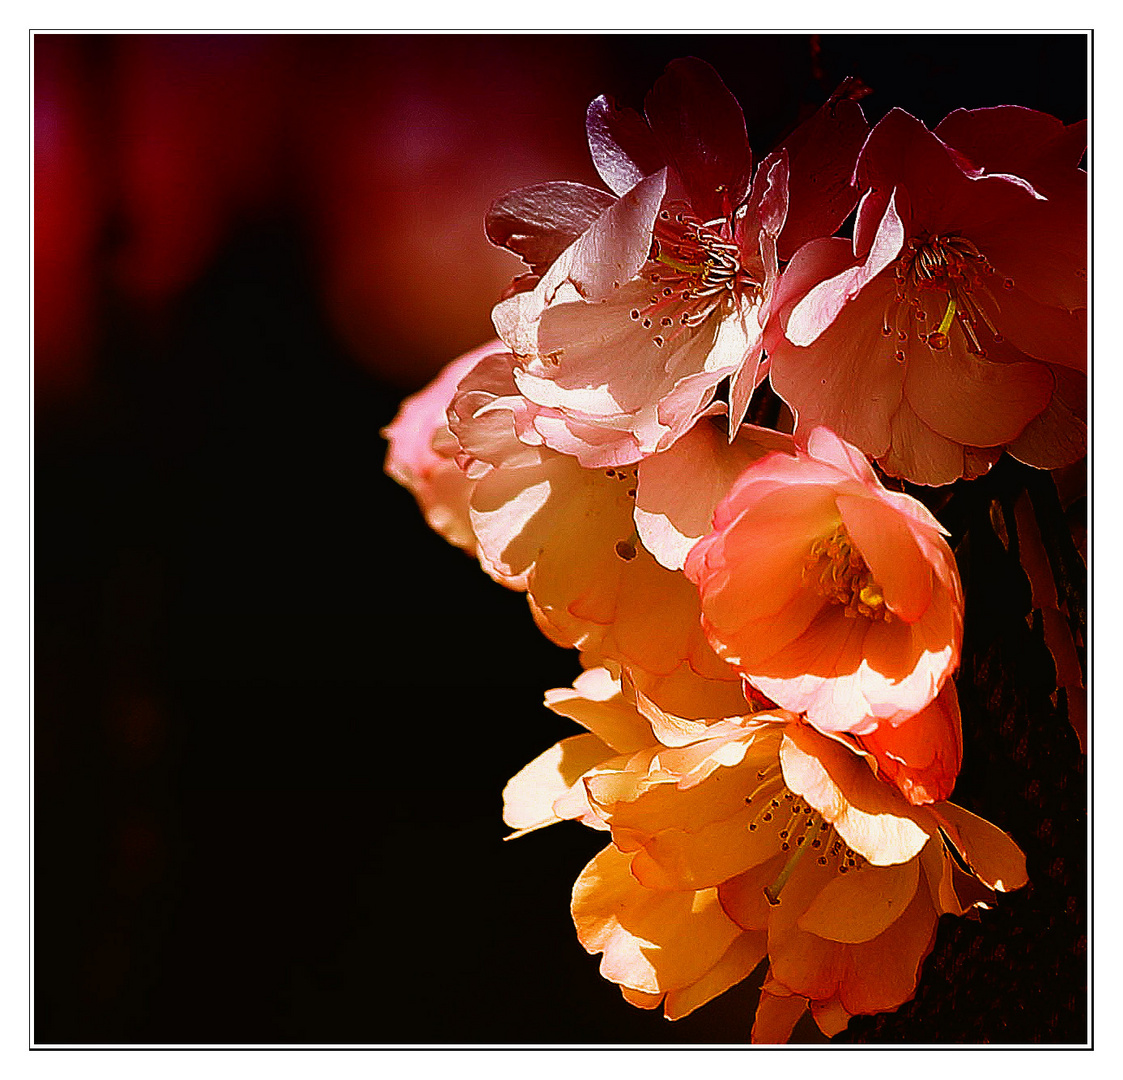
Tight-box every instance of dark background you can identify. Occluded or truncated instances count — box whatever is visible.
[35,33,1088,1045]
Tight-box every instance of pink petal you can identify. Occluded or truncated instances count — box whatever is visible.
[879,400,977,486]
[805,425,880,487]
[769,274,906,460]
[785,191,905,347]
[1006,368,1087,470]
[855,108,1044,238]
[643,57,752,221]
[934,106,1084,190]
[772,80,869,261]
[990,283,1086,370]
[585,94,665,197]
[485,181,617,277]
[568,168,668,301]
[903,332,1055,448]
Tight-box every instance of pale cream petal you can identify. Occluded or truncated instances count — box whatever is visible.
[544,669,654,755]
[634,420,794,571]
[502,733,615,835]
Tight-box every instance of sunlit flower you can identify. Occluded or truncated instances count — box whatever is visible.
[684,427,964,780]
[766,106,1086,485]
[381,339,505,556]
[448,349,748,717]
[504,669,1026,1036]
[488,59,868,467]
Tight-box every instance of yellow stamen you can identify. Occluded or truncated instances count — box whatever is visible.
[803,525,891,622]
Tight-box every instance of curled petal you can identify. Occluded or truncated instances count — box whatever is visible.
[485,181,617,278]
[544,667,654,755]
[785,191,905,348]
[778,723,933,866]
[931,803,1029,893]
[382,340,504,553]
[586,94,665,196]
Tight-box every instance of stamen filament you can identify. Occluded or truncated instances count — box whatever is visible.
[765,839,811,905]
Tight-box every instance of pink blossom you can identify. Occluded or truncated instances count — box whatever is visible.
[381,340,504,555]
[766,106,1086,485]
[487,59,868,467]
[684,427,964,760]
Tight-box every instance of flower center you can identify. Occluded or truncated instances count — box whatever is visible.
[627,204,761,347]
[883,233,1012,360]
[752,790,866,905]
[804,525,891,621]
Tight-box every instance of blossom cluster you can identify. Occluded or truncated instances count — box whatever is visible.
[383,59,1085,1042]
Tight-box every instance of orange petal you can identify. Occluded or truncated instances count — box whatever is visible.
[811,996,853,1037]
[751,984,810,1043]
[571,845,742,995]
[859,679,964,805]
[620,986,664,1010]
[834,876,940,1016]
[797,857,920,943]
[835,492,934,623]
[931,802,1029,892]
[663,931,768,1020]
[779,724,935,865]
[543,668,654,755]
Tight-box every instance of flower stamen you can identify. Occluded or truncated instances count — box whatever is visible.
[891,234,1005,359]
[632,203,762,348]
[804,525,891,621]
